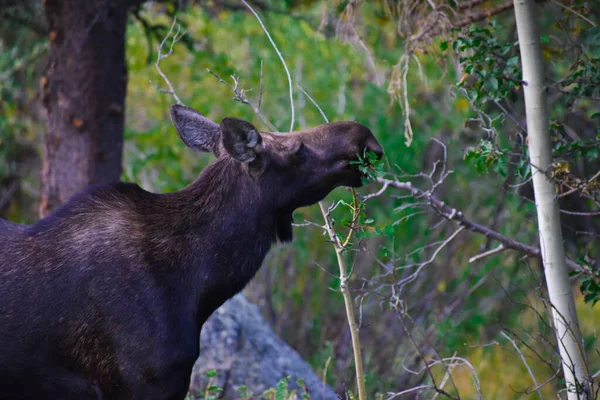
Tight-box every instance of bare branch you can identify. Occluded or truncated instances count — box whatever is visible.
[550,0,596,27]
[362,180,390,202]
[500,331,543,400]
[397,226,465,288]
[241,0,295,132]
[451,1,514,30]
[386,385,433,399]
[395,310,460,400]
[335,0,381,86]
[322,356,332,400]
[299,85,369,399]
[291,219,325,229]
[469,244,506,264]
[297,84,329,123]
[152,17,184,105]
[206,69,277,131]
[457,0,486,10]
[377,177,596,278]
[388,54,415,146]
[559,208,600,216]
[258,60,264,112]
[432,352,459,400]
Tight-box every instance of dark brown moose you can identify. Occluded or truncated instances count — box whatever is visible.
[0,105,382,399]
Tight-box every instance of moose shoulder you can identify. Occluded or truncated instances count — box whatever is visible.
[0,105,382,400]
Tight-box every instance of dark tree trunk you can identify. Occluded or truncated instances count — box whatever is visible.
[39,0,129,217]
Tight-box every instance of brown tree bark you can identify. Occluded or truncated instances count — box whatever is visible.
[39,0,131,217]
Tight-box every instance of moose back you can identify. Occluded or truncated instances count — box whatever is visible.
[0,105,382,399]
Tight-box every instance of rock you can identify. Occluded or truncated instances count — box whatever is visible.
[190,294,339,400]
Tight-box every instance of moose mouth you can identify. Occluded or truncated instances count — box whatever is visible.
[341,158,378,188]
[348,167,367,187]
[328,164,364,189]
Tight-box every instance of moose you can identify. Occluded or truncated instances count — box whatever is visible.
[0,104,382,399]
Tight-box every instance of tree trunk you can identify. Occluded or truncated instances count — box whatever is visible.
[513,1,590,397]
[40,0,128,217]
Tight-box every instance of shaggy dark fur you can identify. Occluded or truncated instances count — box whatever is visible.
[0,105,382,399]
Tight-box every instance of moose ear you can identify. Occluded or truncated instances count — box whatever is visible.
[169,104,221,154]
[220,117,263,163]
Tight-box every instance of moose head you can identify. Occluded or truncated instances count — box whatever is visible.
[170,104,383,241]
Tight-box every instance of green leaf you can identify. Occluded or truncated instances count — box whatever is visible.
[486,76,499,92]
[384,225,395,237]
[507,56,519,66]
[493,158,507,177]
[205,370,217,378]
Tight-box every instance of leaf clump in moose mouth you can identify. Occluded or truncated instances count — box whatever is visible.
[350,150,386,185]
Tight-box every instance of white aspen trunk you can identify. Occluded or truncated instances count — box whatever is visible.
[513,1,589,398]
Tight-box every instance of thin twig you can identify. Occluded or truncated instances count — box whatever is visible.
[396,226,466,288]
[396,310,460,400]
[469,244,505,264]
[362,180,390,201]
[323,356,332,400]
[500,331,543,400]
[152,18,184,105]
[342,189,360,248]
[302,84,367,400]
[241,0,295,132]
[386,385,433,399]
[432,352,459,400]
[258,60,264,112]
[451,1,514,30]
[297,84,329,123]
[319,202,368,400]
[558,208,600,216]
[206,69,277,131]
[550,0,596,27]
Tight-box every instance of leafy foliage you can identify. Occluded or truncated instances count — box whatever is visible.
[447,22,522,104]
[350,150,386,184]
[189,373,310,400]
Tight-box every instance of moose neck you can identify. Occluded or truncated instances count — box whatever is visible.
[155,157,279,325]
[28,156,285,329]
